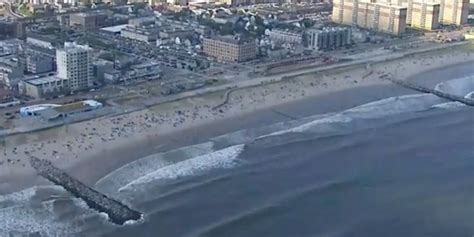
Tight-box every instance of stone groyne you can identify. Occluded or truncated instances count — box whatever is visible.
[386,77,474,106]
[29,157,142,225]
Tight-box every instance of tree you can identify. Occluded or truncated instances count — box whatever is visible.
[301,18,315,28]
[220,22,234,35]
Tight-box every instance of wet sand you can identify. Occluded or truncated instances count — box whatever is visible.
[1,45,474,194]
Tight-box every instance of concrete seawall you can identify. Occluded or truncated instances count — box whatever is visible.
[29,157,142,225]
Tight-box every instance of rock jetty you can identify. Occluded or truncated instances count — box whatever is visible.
[29,157,142,225]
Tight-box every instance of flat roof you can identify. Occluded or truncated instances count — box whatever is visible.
[53,100,102,113]
[54,102,88,113]
[206,35,255,44]
[24,75,65,86]
[101,24,128,33]
[59,43,93,53]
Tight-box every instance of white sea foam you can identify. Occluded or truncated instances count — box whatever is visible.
[0,185,66,209]
[124,214,145,225]
[0,198,85,236]
[434,75,474,97]
[263,94,442,137]
[264,114,353,137]
[341,94,442,119]
[95,142,214,195]
[465,91,474,100]
[0,185,106,236]
[119,144,245,192]
[432,101,466,109]
[0,187,37,207]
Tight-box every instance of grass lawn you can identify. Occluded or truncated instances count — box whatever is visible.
[17,5,33,17]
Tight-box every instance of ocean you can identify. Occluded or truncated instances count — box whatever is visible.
[1,75,473,237]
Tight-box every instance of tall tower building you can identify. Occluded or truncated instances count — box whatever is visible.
[383,0,469,26]
[433,0,469,25]
[411,2,440,30]
[56,43,93,91]
[332,0,407,35]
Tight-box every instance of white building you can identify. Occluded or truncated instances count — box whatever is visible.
[56,43,94,91]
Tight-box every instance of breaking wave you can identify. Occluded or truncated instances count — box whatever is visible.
[434,75,474,97]
[119,144,246,192]
[432,101,466,109]
[1,75,472,236]
[265,94,444,137]
[465,91,474,100]
[95,142,214,195]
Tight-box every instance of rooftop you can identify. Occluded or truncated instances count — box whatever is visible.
[100,24,128,33]
[0,56,21,68]
[207,35,255,45]
[53,101,88,113]
[59,42,93,53]
[24,75,65,86]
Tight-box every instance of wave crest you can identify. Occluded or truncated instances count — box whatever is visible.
[119,144,246,192]
[434,76,474,97]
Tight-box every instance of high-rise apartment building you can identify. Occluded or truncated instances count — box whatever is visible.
[381,0,468,26]
[333,0,407,35]
[410,1,440,30]
[56,43,93,91]
[431,0,469,25]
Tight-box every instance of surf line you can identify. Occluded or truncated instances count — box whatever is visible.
[385,76,474,106]
[29,157,142,225]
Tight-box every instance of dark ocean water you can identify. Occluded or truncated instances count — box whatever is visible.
[1,76,473,237]
[103,108,474,237]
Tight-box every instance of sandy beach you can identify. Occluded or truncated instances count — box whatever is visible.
[1,44,474,194]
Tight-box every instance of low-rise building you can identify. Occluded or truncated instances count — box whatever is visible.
[19,100,102,120]
[93,59,114,83]
[19,75,69,99]
[162,19,211,35]
[38,100,103,120]
[121,17,160,43]
[159,27,194,40]
[203,36,256,62]
[0,87,20,107]
[26,35,57,74]
[27,53,55,74]
[269,29,304,44]
[124,62,160,81]
[69,11,108,30]
[0,57,24,89]
[104,61,160,83]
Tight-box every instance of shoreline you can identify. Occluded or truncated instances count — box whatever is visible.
[1,43,474,195]
[0,42,468,138]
